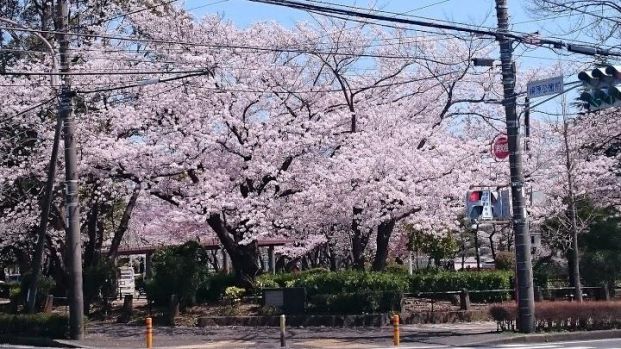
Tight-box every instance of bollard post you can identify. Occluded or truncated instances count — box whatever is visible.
[119,294,133,323]
[534,286,543,302]
[459,289,470,311]
[280,314,286,348]
[145,317,153,349]
[392,314,400,347]
[169,294,179,326]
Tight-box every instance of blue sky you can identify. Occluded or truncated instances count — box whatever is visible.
[181,0,615,116]
[182,0,603,72]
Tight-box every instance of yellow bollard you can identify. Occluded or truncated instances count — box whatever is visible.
[392,314,400,347]
[146,317,153,348]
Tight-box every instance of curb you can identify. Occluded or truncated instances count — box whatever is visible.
[0,335,80,348]
[464,329,621,346]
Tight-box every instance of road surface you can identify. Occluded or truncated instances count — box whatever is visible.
[4,338,621,348]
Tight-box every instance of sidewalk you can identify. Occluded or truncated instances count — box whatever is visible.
[55,321,503,348]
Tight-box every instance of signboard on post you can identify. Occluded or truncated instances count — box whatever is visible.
[527,75,564,98]
[491,134,509,161]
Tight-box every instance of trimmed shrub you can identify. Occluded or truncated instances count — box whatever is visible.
[258,269,512,313]
[308,290,402,314]
[0,314,68,338]
[409,270,512,302]
[287,270,409,296]
[490,301,621,332]
[258,270,407,314]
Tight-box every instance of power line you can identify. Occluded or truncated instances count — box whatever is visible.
[247,0,621,58]
[1,68,211,76]
[297,0,511,35]
[0,25,478,63]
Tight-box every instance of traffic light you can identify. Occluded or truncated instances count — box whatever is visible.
[465,189,511,224]
[577,65,621,111]
[465,189,494,223]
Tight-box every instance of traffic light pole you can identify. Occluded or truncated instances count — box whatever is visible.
[495,0,535,333]
[57,0,84,339]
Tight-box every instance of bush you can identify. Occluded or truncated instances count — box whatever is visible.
[0,282,20,300]
[494,252,515,271]
[533,259,565,288]
[196,273,236,303]
[308,290,402,314]
[490,301,621,332]
[18,274,55,307]
[82,260,116,310]
[287,270,408,296]
[223,286,245,302]
[0,314,68,338]
[258,270,407,314]
[145,241,211,307]
[258,269,512,313]
[409,270,512,302]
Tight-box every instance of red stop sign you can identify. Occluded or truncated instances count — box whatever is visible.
[492,134,509,160]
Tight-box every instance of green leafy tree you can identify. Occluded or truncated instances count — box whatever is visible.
[145,241,211,308]
[579,207,621,288]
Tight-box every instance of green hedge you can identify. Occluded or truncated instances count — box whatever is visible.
[0,314,68,338]
[308,290,402,314]
[409,270,512,302]
[258,270,408,314]
[258,269,409,297]
[258,269,512,307]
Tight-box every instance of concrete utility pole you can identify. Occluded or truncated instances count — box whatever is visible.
[494,0,536,333]
[57,0,84,339]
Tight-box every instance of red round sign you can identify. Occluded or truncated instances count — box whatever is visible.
[491,134,509,161]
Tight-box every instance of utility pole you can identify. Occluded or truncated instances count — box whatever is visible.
[561,95,583,302]
[494,0,535,333]
[57,0,84,339]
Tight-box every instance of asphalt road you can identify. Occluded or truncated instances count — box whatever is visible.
[3,338,621,348]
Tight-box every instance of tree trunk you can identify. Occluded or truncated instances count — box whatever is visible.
[84,204,99,268]
[207,213,260,288]
[372,219,396,271]
[328,244,338,271]
[351,207,368,270]
[107,186,140,260]
[489,225,497,262]
[474,228,481,271]
[567,249,576,289]
[562,114,583,302]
